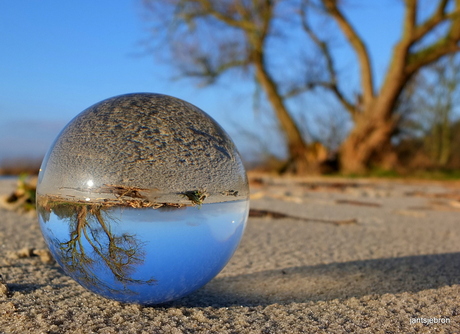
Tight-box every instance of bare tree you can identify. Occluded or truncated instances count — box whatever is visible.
[426,56,460,166]
[397,55,460,167]
[305,0,460,173]
[143,0,330,174]
[143,0,460,174]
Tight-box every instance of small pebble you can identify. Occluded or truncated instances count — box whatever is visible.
[0,275,9,297]
[32,249,54,264]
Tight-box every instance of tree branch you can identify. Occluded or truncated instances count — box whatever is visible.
[406,0,460,74]
[412,0,455,42]
[300,3,356,118]
[402,0,417,43]
[407,42,460,74]
[180,0,257,31]
[178,57,249,85]
[248,1,308,151]
[321,0,374,105]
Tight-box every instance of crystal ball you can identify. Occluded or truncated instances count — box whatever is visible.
[36,93,249,305]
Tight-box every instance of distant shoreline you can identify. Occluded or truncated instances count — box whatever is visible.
[0,175,18,180]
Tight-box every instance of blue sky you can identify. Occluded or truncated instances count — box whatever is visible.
[0,1,405,163]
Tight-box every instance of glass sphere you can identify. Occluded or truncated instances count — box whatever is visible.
[36,93,249,305]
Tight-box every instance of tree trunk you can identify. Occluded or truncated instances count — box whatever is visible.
[252,50,326,174]
[339,38,411,174]
[340,104,398,174]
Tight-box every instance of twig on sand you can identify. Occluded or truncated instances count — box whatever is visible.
[0,275,9,297]
[0,174,37,212]
[248,208,357,225]
[335,199,381,207]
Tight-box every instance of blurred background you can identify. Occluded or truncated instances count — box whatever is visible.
[2,0,460,178]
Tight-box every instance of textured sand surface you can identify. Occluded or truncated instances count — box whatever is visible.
[1,177,459,333]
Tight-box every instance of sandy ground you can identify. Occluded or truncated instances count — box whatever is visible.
[0,176,459,333]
